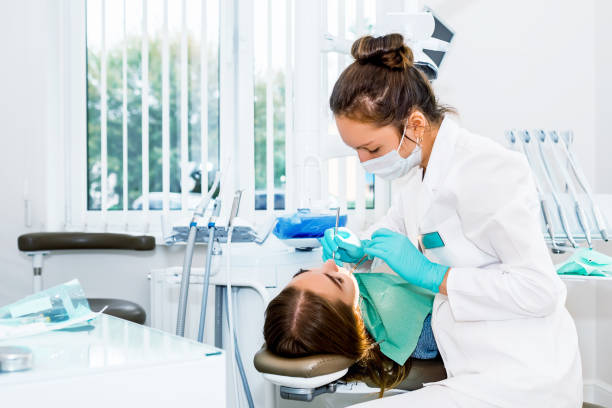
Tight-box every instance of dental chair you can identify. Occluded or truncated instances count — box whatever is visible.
[255,347,606,408]
[17,232,155,325]
[254,345,447,402]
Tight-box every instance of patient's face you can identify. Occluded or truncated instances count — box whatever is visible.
[289,260,359,306]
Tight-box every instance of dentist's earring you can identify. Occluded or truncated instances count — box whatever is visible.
[410,125,423,145]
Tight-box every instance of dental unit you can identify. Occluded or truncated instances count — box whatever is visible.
[507,129,609,251]
[550,130,609,242]
[529,129,578,248]
[507,130,559,249]
[539,130,592,249]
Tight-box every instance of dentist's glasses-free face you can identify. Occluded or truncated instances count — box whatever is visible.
[289,260,360,307]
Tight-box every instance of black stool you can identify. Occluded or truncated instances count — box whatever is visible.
[17,232,155,325]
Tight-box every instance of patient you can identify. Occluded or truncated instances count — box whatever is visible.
[263,259,437,396]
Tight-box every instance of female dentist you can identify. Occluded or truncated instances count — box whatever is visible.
[321,34,583,407]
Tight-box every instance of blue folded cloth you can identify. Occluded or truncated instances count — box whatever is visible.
[410,314,438,359]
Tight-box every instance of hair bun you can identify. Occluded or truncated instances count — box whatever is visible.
[351,34,414,70]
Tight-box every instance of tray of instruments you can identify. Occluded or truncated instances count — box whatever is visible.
[166,226,259,244]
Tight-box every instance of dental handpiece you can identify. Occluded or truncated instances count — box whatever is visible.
[228,190,243,230]
[554,131,608,242]
[507,130,558,248]
[541,130,592,248]
[527,130,577,248]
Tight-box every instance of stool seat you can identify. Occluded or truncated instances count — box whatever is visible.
[88,298,147,325]
[18,232,155,252]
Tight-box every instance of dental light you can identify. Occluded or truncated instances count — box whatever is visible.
[321,7,454,80]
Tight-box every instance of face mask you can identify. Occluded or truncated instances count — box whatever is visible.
[360,125,422,180]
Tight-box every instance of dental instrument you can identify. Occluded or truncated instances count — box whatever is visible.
[539,130,592,248]
[176,172,221,336]
[226,290,255,408]
[224,189,255,408]
[332,207,340,261]
[351,254,369,273]
[550,130,609,242]
[174,181,254,406]
[506,130,559,249]
[225,190,241,408]
[525,130,577,248]
[197,199,222,343]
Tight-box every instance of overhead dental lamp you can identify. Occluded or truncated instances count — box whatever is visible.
[375,7,454,80]
[322,7,454,80]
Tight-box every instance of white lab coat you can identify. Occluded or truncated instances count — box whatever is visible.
[364,117,583,407]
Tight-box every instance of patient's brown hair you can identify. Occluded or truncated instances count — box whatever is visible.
[263,285,411,397]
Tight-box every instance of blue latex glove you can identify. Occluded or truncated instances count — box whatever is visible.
[364,228,449,293]
[319,227,369,266]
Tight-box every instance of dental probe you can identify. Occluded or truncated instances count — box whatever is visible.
[541,130,592,248]
[332,207,340,261]
[507,130,559,249]
[527,130,577,248]
[552,130,608,242]
[351,254,370,273]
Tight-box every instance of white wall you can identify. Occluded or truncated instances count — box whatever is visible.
[596,280,612,398]
[594,0,612,392]
[595,0,612,192]
[430,0,597,185]
[0,0,49,304]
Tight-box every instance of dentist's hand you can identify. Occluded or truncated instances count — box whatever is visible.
[320,227,370,266]
[364,228,449,293]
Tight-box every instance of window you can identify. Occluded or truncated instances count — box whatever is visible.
[86,0,220,213]
[253,0,288,211]
[323,0,378,211]
[74,0,387,233]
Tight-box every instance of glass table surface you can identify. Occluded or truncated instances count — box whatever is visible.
[0,314,222,384]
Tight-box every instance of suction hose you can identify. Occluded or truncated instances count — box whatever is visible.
[226,287,255,408]
[197,200,221,343]
[175,172,220,337]
[176,225,197,336]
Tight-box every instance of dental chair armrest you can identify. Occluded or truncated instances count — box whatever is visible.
[253,346,354,378]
